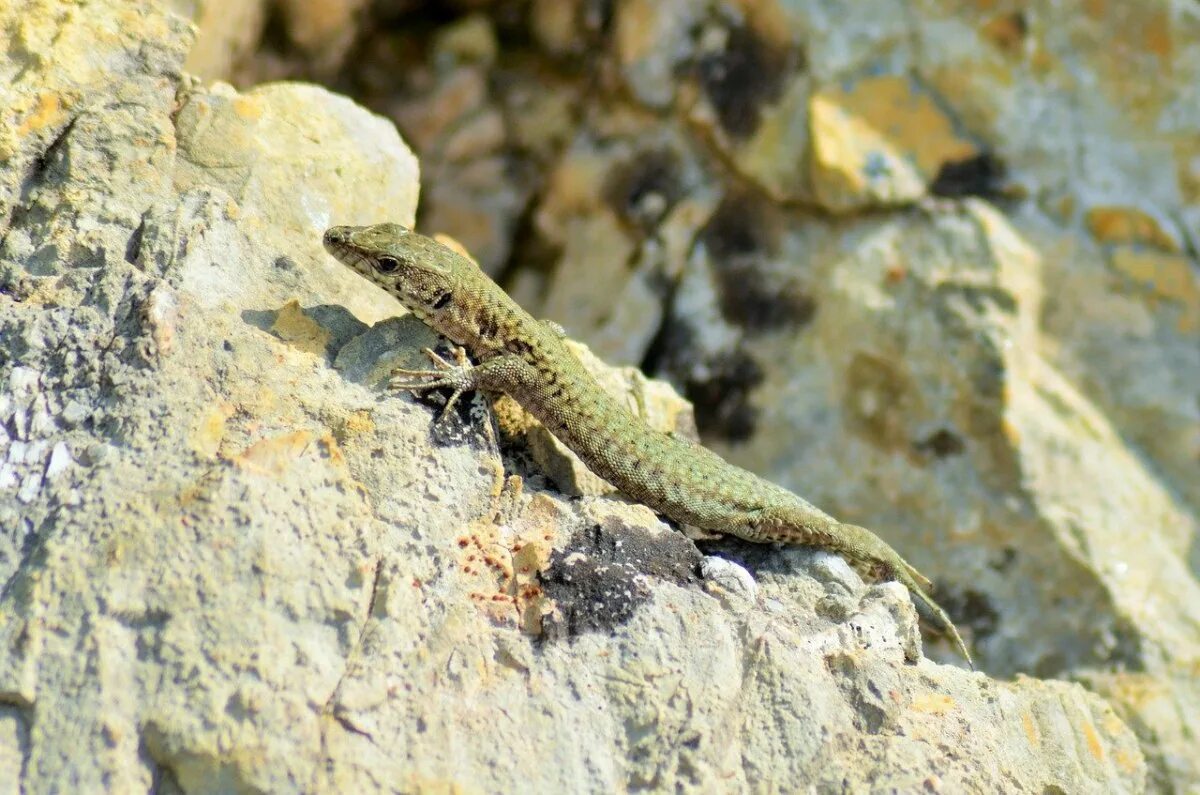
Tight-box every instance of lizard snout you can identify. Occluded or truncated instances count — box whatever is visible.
[322,226,352,252]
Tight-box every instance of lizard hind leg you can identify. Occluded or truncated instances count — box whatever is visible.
[836,522,973,668]
[743,506,973,667]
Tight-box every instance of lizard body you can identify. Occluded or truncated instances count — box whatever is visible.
[323,223,971,664]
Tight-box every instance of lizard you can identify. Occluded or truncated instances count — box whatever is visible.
[323,222,972,665]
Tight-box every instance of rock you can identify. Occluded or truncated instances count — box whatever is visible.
[809,76,978,212]
[0,1,1161,792]
[237,1,1200,787]
[176,0,268,80]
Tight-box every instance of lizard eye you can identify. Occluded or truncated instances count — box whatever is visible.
[376,256,401,274]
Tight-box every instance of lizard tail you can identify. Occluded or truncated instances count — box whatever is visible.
[838,523,974,669]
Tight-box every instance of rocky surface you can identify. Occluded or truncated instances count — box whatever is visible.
[0,0,1186,792]
[205,1,1200,790]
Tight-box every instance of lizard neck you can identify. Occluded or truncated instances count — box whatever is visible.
[419,275,556,362]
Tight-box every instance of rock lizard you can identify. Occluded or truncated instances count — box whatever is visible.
[323,222,971,665]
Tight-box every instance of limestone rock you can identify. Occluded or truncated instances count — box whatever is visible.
[237,2,1200,788]
[0,1,1162,792]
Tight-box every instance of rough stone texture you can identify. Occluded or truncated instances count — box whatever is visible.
[0,1,1156,792]
[170,0,267,80]
[197,1,1200,789]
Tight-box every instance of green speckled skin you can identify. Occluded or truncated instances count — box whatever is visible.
[323,223,970,664]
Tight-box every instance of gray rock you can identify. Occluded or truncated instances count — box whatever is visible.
[0,1,1149,793]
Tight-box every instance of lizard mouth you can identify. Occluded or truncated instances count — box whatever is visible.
[322,227,372,276]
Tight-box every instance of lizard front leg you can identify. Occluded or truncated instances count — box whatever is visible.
[389,347,542,421]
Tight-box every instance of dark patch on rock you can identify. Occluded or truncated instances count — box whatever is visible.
[541,518,701,638]
[914,428,965,458]
[942,587,999,643]
[981,11,1028,55]
[693,22,801,139]
[715,264,816,332]
[124,216,147,266]
[930,153,1008,199]
[603,147,683,232]
[577,0,616,45]
[681,347,764,441]
[699,193,813,332]
[424,393,491,448]
[989,547,1018,573]
[644,320,765,442]
[699,191,774,261]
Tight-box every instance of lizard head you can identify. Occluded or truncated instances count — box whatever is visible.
[323,223,465,322]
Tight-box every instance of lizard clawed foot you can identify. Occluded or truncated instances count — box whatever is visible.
[743,508,972,666]
[388,346,477,421]
[837,523,972,668]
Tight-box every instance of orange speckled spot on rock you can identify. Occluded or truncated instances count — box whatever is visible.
[1115,749,1142,774]
[809,94,922,212]
[271,299,331,356]
[339,409,376,438]
[190,402,235,459]
[1084,0,1107,20]
[1109,247,1200,332]
[1142,10,1171,59]
[1000,417,1021,445]
[316,433,346,467]
[1178,146,1200,203]
[1101,710,1127,737]
[909,692,956,715]
[1022,710,1040,747]
[232,94,264,121]
[236,430,316,477]
[1048,193,1076,222]
[831,75,978,176]
[1085,206,1179,251]
[1082,719,1105,762]
[1029,43,1056,76]
[1110,247,1198,301]
[17,92,66,135]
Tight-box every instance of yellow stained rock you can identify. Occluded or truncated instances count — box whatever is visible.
[270,299,331,356]
[1086,206,1179,252]
[809,75,977,212]
[235,430,316,477]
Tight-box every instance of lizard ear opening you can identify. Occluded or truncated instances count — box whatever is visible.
[377,256,401,274]
[432,292,453,310]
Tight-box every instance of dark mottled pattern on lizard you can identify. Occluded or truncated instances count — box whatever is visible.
[323,223,971,664]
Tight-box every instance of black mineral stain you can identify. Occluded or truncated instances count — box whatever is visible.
[682,348,764,442]
[694,23,801,139]
[988,547,1017,574]
[930,153,1008,199]
[914,428,965,458]
[540,519,701,639]
[603,148,684,232]
[644,317,766,443]
[717,267,816,332]
[943,588,998,643]
[700,194,815,332]
[699,191,773,262]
